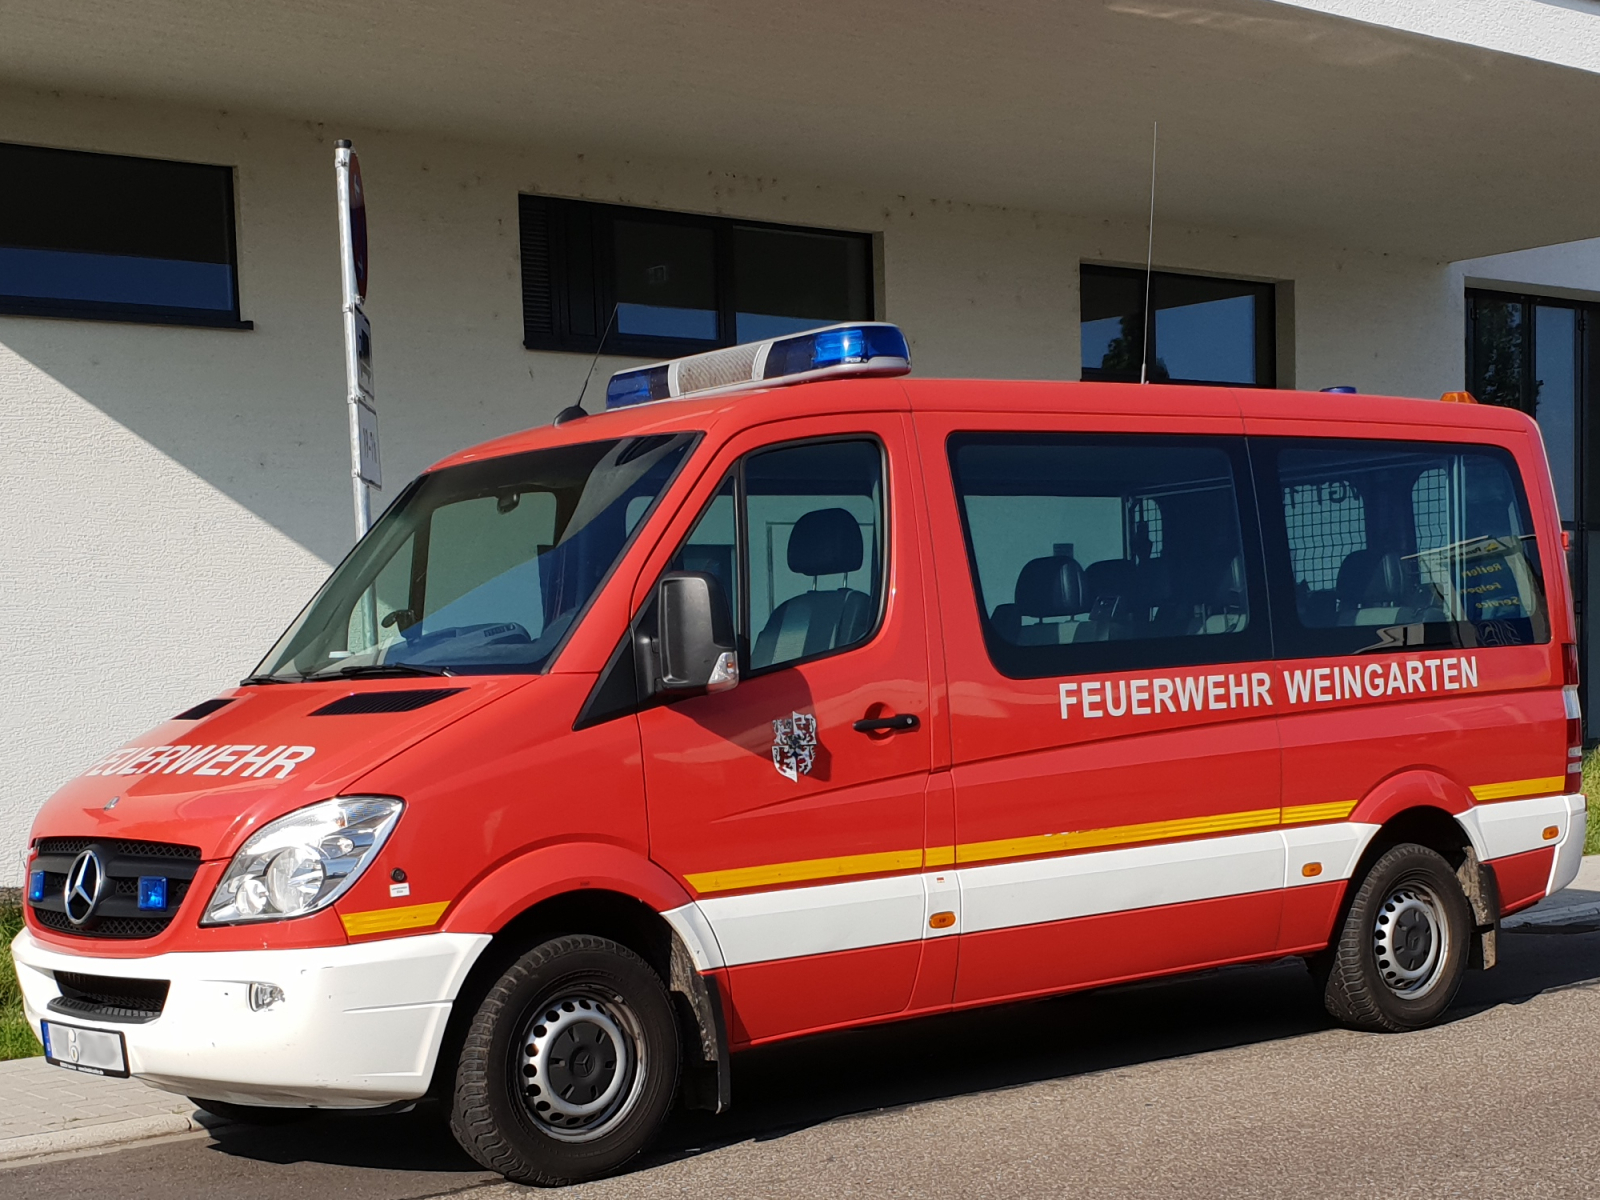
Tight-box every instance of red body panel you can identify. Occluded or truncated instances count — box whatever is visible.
[23,377,1577,1052]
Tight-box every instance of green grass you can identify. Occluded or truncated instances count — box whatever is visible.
[1585,750,1600,856]
[0,902,42,1060]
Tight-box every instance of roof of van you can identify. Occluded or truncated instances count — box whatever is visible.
[430,378,1537,473]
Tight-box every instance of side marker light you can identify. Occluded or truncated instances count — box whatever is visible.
[1440,391,1478,404]
[1543,826,1560,841]
[1301,862,1323,878]
[929,911,956,929]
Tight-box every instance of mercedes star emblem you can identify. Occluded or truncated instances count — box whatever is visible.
[63,849,105,926]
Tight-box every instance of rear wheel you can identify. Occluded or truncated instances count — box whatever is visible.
[1318,843,1472,1032]
[449,935,679,1185]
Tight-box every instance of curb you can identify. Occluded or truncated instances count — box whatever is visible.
[1504,899,1600,929]
[0,1109,217,1165]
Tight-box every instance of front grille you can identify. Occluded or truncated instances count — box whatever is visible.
[29,837,201,940]
[49,972,169,1023]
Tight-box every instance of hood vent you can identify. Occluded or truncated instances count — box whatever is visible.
[174,698,234,721]
[311,688,465,716]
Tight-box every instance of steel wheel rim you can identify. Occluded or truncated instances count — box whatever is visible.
[516,987,646,1143]
[1373,881,1449,999]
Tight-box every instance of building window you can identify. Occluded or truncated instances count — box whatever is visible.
[1080,264,1274,387]
[519,196,873,357]
[0,142,247,329]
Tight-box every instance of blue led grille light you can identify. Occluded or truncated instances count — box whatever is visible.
[28,870,45,903]
[137,876,168,911]
[606,322,910,410]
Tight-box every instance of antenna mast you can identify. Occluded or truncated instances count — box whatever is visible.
[1140,121,1158,386]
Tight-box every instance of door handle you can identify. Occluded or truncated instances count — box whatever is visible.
[853,713,920,734]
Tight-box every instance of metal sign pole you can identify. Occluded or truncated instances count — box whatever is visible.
[335,139,380,539]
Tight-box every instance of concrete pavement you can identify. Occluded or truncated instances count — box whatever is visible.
[0,1056,210,1163]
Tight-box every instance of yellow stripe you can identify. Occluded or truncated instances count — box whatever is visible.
[686,848,924,894]
[1282,800,1359,825]
[1470,776,1565,803]
[340,901,450,937]
[924,845,956,868]
[954,808,1280,865]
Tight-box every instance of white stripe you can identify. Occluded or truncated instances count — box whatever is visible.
[957,830,1284,935]
[1456,792,1577,861]
[697,874,925,967]
[1282,823,1378,887]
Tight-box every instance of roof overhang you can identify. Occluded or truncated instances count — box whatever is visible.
[2,0,1597,260]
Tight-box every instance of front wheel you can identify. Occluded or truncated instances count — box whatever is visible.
[1318,843,1473,1032]
[449,935,679,1185]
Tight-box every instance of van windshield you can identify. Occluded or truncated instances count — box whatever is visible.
[254,434,696,680]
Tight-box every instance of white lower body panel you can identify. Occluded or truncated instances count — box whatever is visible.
[10,929,491,1108]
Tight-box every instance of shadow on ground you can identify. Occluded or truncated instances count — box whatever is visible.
[197,924,1600,1181]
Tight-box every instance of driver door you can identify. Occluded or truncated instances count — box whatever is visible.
[638,414,937,1045]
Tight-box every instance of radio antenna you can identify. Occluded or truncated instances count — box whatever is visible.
[556,303,620,425]
[1139,121,1158,386]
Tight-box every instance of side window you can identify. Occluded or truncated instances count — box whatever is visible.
[666,439,885,674]
[1261,439,1550,655]
[949,433,1265,679]
[744,440,884,671]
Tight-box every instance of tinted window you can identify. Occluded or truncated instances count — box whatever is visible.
[1259,439,1549,656]
[668,439,884,674]
[519,196,873,357]
[0,142,243,327]
[1080,264,1274,387]
[950,434,1267,678]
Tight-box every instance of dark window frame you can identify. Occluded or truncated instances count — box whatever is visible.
[1080,263,1275,388]
[947,430,1273,680]
[0,142,250,331]
[519,195,874,357]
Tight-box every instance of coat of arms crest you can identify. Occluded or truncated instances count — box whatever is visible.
[771,711,818,782]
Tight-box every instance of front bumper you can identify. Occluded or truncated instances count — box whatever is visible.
[10,928,490,1108]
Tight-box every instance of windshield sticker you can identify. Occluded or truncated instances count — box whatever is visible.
[771,712,818,782]
[83,743,316,780]
[1060,655,1480,720]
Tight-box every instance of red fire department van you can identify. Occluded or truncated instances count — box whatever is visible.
[11,323,1588,1184]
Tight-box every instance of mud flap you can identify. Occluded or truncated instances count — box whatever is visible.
[669,932,731,1113]
[1457,846,1501,970]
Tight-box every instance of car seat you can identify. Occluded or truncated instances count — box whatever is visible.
[751,508,876,668]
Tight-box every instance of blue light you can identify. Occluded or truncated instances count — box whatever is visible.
[137,876,168,911]
[28,871,45,903]
[605,364,671,410]
[764,324,911,379]
[1320,386,1358,393]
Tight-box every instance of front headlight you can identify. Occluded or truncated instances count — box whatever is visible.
[203,796,403,924]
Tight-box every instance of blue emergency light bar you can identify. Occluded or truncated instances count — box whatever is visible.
[605,322,911,410]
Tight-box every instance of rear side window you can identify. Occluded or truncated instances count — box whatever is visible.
[1258,439,1549,656]
[949,434,1268,678]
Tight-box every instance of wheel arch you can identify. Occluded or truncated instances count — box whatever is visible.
[431,846,729,1112]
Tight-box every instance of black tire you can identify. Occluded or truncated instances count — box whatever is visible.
[1318,843,1473,1032]
[187,1097,311,1125]
[449,934,679,1186]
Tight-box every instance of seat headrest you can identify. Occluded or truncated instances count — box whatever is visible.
[1337,549,1406,606]
[1085,559,1140,601]
[1214,555,1246,600]
[788,508,864,577]
[1015,554,1087,618]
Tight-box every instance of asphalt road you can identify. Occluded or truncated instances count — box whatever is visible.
[8,923,1600,1199]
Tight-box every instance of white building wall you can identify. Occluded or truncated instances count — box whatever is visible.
[0,84,1471,881]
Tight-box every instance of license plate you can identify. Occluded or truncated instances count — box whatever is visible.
[40,1020,129,1078]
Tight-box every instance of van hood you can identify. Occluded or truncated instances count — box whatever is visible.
[29,676,535,860]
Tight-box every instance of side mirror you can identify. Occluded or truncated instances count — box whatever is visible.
[656,571,739,695]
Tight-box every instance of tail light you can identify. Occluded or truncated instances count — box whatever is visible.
[1563,644,1583,792]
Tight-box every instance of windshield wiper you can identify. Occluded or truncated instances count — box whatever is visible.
[239,673,302,685]
[313,662,456,680]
